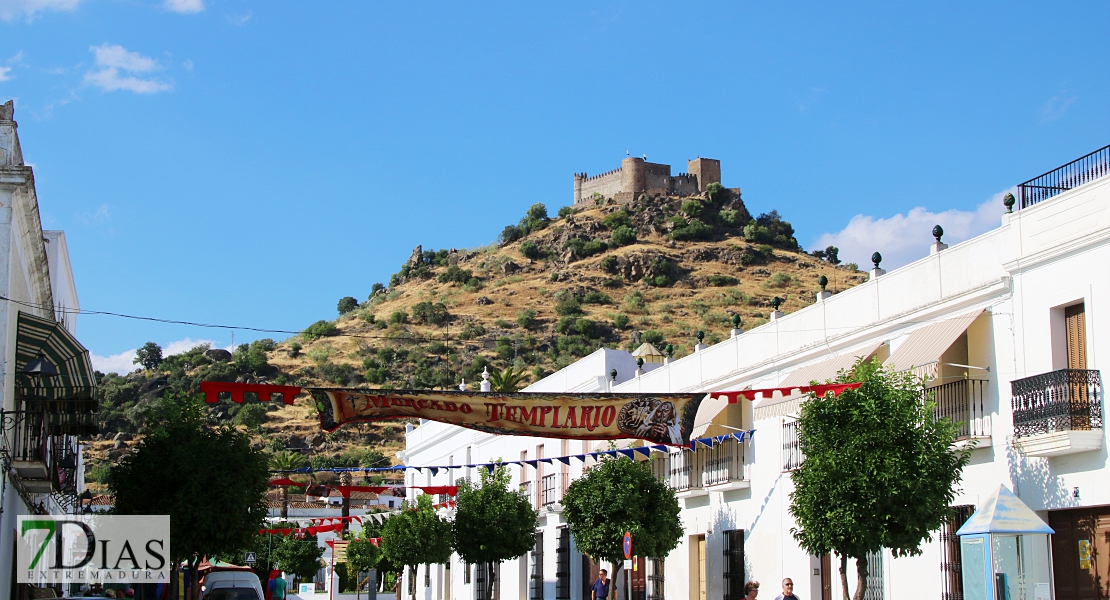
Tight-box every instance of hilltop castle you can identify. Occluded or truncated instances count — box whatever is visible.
[573,156,722,205]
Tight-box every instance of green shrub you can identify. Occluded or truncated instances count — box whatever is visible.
[621,291,646,313]
[610,225,637,247]
[643,330,666,346]
[708,274,739,286]
[705,182,728,203]
[581,290,612,305]
[599,255,619,274]
[602,277,623,289]
[464,277,483,292]
[499,225,523,245]
[337,296,359,315]
[517,309,538,330]
[555,296,583,316]
[388,310,408,325]
[494,318,511,328]
[764,272,793,288]
[670,219,713,241]
[558,206,574,218]
[438,265,473,284]
[411,301,449,325]
[460,321,486,340]
[302,320,339,341]
[602,209,631,230]
[234,403,269,428]
[613,314,630,329]
[370,282,385,295]
[681,199,705,217]
[647,275,672,287]
[719,209,744,227]
[495,337,514,360]
[519,240,543,260]
[555,316,577,335]
[564,237,608,259]
[574,318,601,338]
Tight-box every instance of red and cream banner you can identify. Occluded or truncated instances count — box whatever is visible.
[311,389,707,446]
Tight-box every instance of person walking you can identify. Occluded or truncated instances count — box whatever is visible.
[744,580,760,599]
[591,569,611,600]
[272,571,287,600]
[774,578,799,600]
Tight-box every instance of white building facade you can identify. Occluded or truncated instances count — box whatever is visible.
[0,100,97,598]
[405,145,1110,600]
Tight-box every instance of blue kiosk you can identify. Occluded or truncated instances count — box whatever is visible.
[957,485,1055,600]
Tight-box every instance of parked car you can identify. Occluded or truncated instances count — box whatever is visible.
[199,569,265,600]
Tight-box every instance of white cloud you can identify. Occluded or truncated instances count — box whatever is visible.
[182,59,193,72]
[0,66,10,81]
[92,337,227,375]
[0,0,82,21]
[811,188,1013,271]
[226,11,250,25]
[1039,91,1077,123]
[79,203,110,224]
[164,0,203,14]
[83,44,172,94]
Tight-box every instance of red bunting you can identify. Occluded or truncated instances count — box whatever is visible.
[417,485,458,497]
[718,383,862,403]
[269,478,304,487]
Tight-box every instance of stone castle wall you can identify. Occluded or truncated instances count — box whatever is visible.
[573,156,722,205]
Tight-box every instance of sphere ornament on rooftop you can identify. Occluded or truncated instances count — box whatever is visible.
[664,344,674,357]
[732,314,742,328]
[871,252,882,268]
[932,224,944,242]
[818,275,828,291]
[1003,192,1016,213]
[696,330,704,342]
[771,296,783,310]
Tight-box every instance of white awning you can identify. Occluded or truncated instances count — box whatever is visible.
[884,309,984,377]
[778,342,886,388]
[689,393,733,439]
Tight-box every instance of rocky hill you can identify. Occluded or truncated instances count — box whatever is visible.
[84,185,863,486]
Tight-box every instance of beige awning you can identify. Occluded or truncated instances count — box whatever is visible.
[884,309,984,377]
[689,393,732,439]
[779,342,886,388]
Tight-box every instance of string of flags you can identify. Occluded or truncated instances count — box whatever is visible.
[269,430,755,477]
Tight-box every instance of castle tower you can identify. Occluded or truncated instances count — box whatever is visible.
[573,173,584,205]
[620,157,646,195]
[0,100,24,167]
[687,158,721,193]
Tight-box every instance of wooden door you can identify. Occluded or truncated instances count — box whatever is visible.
[582,555,600,600]
[698,536,707,600]
[820,554,832,600]
[1050,507,1110,600]
[630,556,646,600]
[1066,304,1087,369]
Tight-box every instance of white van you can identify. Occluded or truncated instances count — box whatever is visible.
[199,570,266,600]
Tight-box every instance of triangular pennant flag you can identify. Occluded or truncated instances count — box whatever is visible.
[430,467,439,476]
[617,449,636,459]
[589,453,599,460]
[574,454,587,462]
[697,438,714,449]
[525,460,539,468]
[539,458,553,464]
[634,447,652,457]
[555,456,571,466]
[714,435,727,446]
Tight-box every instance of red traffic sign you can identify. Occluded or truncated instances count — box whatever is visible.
[623,532,632,559]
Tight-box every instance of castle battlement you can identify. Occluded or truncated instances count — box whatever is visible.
[572,156,721,205]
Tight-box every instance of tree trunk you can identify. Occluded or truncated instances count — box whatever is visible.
[409,565,417,600]
[340,472,352,535]
[486,562,496,600]
[839,554,849,600]
[281,485,289,519]
[612,564,622,600]
[171,562,180,600]
[852,554,869,600]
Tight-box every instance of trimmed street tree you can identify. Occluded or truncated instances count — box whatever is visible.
[109,395,269,599]
[452,464,538,600]
[562,454,682,597]
[272,531,325,583]
[789,359,972,600]
[382,494,453,600]
[346,537,381,600]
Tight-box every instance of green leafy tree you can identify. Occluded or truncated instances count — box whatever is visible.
[338,296,360,314]
[272,531,325,582]
[109,394,269,597]
[609,225,637,247]
[382,495,453,600]
[452,465,538,600]
[562,455,681,586]
[133,341,163,370]
[346,538,381,600]
[789,359,972,600]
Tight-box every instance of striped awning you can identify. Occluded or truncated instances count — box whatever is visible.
[884,309,984,379]
[779,342,886,388]
[15,311,97,403]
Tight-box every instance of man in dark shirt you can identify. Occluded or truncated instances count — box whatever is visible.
[591,569,611,600]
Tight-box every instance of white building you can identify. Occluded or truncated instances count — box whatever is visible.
[405,144,1110,600]
[0,100,98,598]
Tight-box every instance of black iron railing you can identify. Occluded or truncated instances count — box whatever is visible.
[782,420,804,471]
[651,441,746,491]
[1011,369,1102,437]
[1018,144,1110,208]
[929,379,990,439]
[703,438,745,486]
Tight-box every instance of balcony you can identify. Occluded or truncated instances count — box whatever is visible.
[651,438,748,498]
[1011,369,1103,457]
[541,472,569,507]
[1018,144,1110,209]
[519,480,533,506]
[928,379,991,447]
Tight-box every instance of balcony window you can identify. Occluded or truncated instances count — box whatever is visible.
[652,439,746,493]
[542,473,569,506]
[928,379,990,440]
[782,420,804,471]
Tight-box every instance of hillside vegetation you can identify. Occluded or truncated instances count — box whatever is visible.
[85,184,863,483]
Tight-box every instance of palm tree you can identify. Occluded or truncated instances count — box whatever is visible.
[488,366,528,392]
[270,451,307,519]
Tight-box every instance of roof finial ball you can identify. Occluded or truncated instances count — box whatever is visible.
[769,296,785,321]
[930,224,949,255]
[1003,192,1016,214]
[732,314,742,328]
[818,275,828,291]
[610,368,618,382]
[869,252,886,280]
[696,330,704,342]
[932,224,944,243]
[636,357,644,368]
[771,296,782,310]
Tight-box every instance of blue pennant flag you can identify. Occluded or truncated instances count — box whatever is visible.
[525,460,539,468]
[429,467,439,476]
[617,449,636,460]
[540,458,553,465]
[634,447,652,457]
[556,456,571,466]
[652,445,669,452]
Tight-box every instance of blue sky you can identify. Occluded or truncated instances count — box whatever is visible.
[1,1,1107,372]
